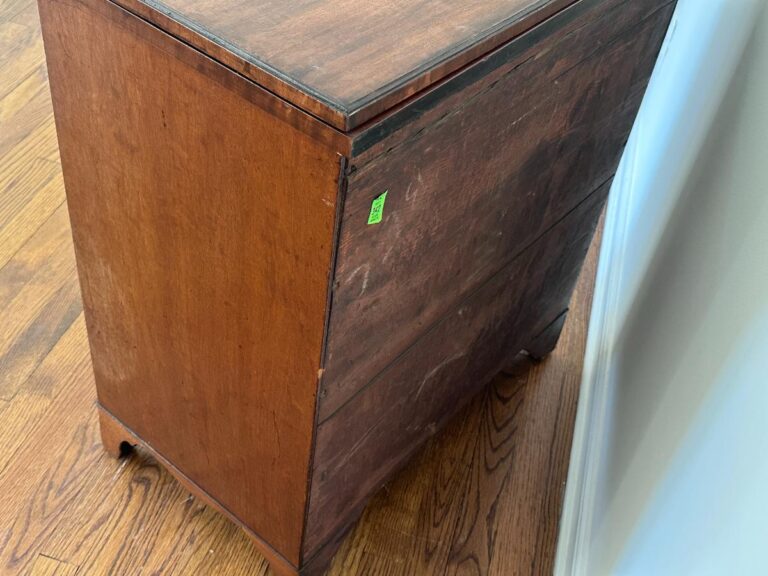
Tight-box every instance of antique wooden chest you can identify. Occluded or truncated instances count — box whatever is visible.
[38,0,675,573]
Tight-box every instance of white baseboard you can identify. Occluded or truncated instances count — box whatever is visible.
[553,133,639,576]
[553,1,763,573]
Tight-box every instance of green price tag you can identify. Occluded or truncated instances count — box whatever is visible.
[367,190,388,225]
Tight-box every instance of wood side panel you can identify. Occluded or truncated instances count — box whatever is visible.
[305,179,610,558]
[38,0,342,564]
[318,1,674,422]
[112,0,577,130]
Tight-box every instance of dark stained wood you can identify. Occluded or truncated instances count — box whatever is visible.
[38,0,344,565]
[350,0,676,160]
[305,180,610,558]
[317,0,675,422]
[112,0,578,130]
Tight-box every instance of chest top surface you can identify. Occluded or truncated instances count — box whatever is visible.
[113,0,576,130]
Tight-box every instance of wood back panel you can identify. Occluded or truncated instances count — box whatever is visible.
[305,177,610,558]
[112,0,577,129]
[39,0,342,563]
[317,0,675,422]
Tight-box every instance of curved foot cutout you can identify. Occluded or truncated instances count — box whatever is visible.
[98,407,139,459]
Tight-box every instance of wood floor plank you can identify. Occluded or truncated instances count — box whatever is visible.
[0,170,64,271]
[0,63,53,160]
[38,449,270,576]
[0,122,61,236]
[0,154,60,239]
[7,1,40,29]
[0,273,81,400]
[0,204,72,310]
[0,347,100,574]
[26,554,79,576]
[486,214,602,576]
[0,5,44,99]
[0,203,81,401]
[0,315,269,576]
[0,313,90,473]
[1,0,35,25]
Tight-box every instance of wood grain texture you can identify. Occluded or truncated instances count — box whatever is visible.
[304,178,609,559]
[28,555,79,576]
[0,7,604,572]
[111,0,578,130]
[38,0,343,564]
[0,3,46,99]
[318,0,674,423]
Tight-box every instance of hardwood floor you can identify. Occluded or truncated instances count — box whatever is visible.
[0,1,601,574]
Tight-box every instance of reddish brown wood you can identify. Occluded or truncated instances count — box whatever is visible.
[39,0,343,566]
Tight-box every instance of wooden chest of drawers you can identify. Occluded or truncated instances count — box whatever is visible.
[38,0,675,573]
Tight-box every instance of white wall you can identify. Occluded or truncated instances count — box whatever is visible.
[556,0,768,574]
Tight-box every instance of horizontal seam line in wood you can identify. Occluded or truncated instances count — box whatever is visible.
[550,0,675,82]
[98,405,299,572]
[349,43,541,172]
[319,172,615,425]
[345,89,638,230]
[350,0,671,171]
[102,0,350,143]
[346,0,609,157]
